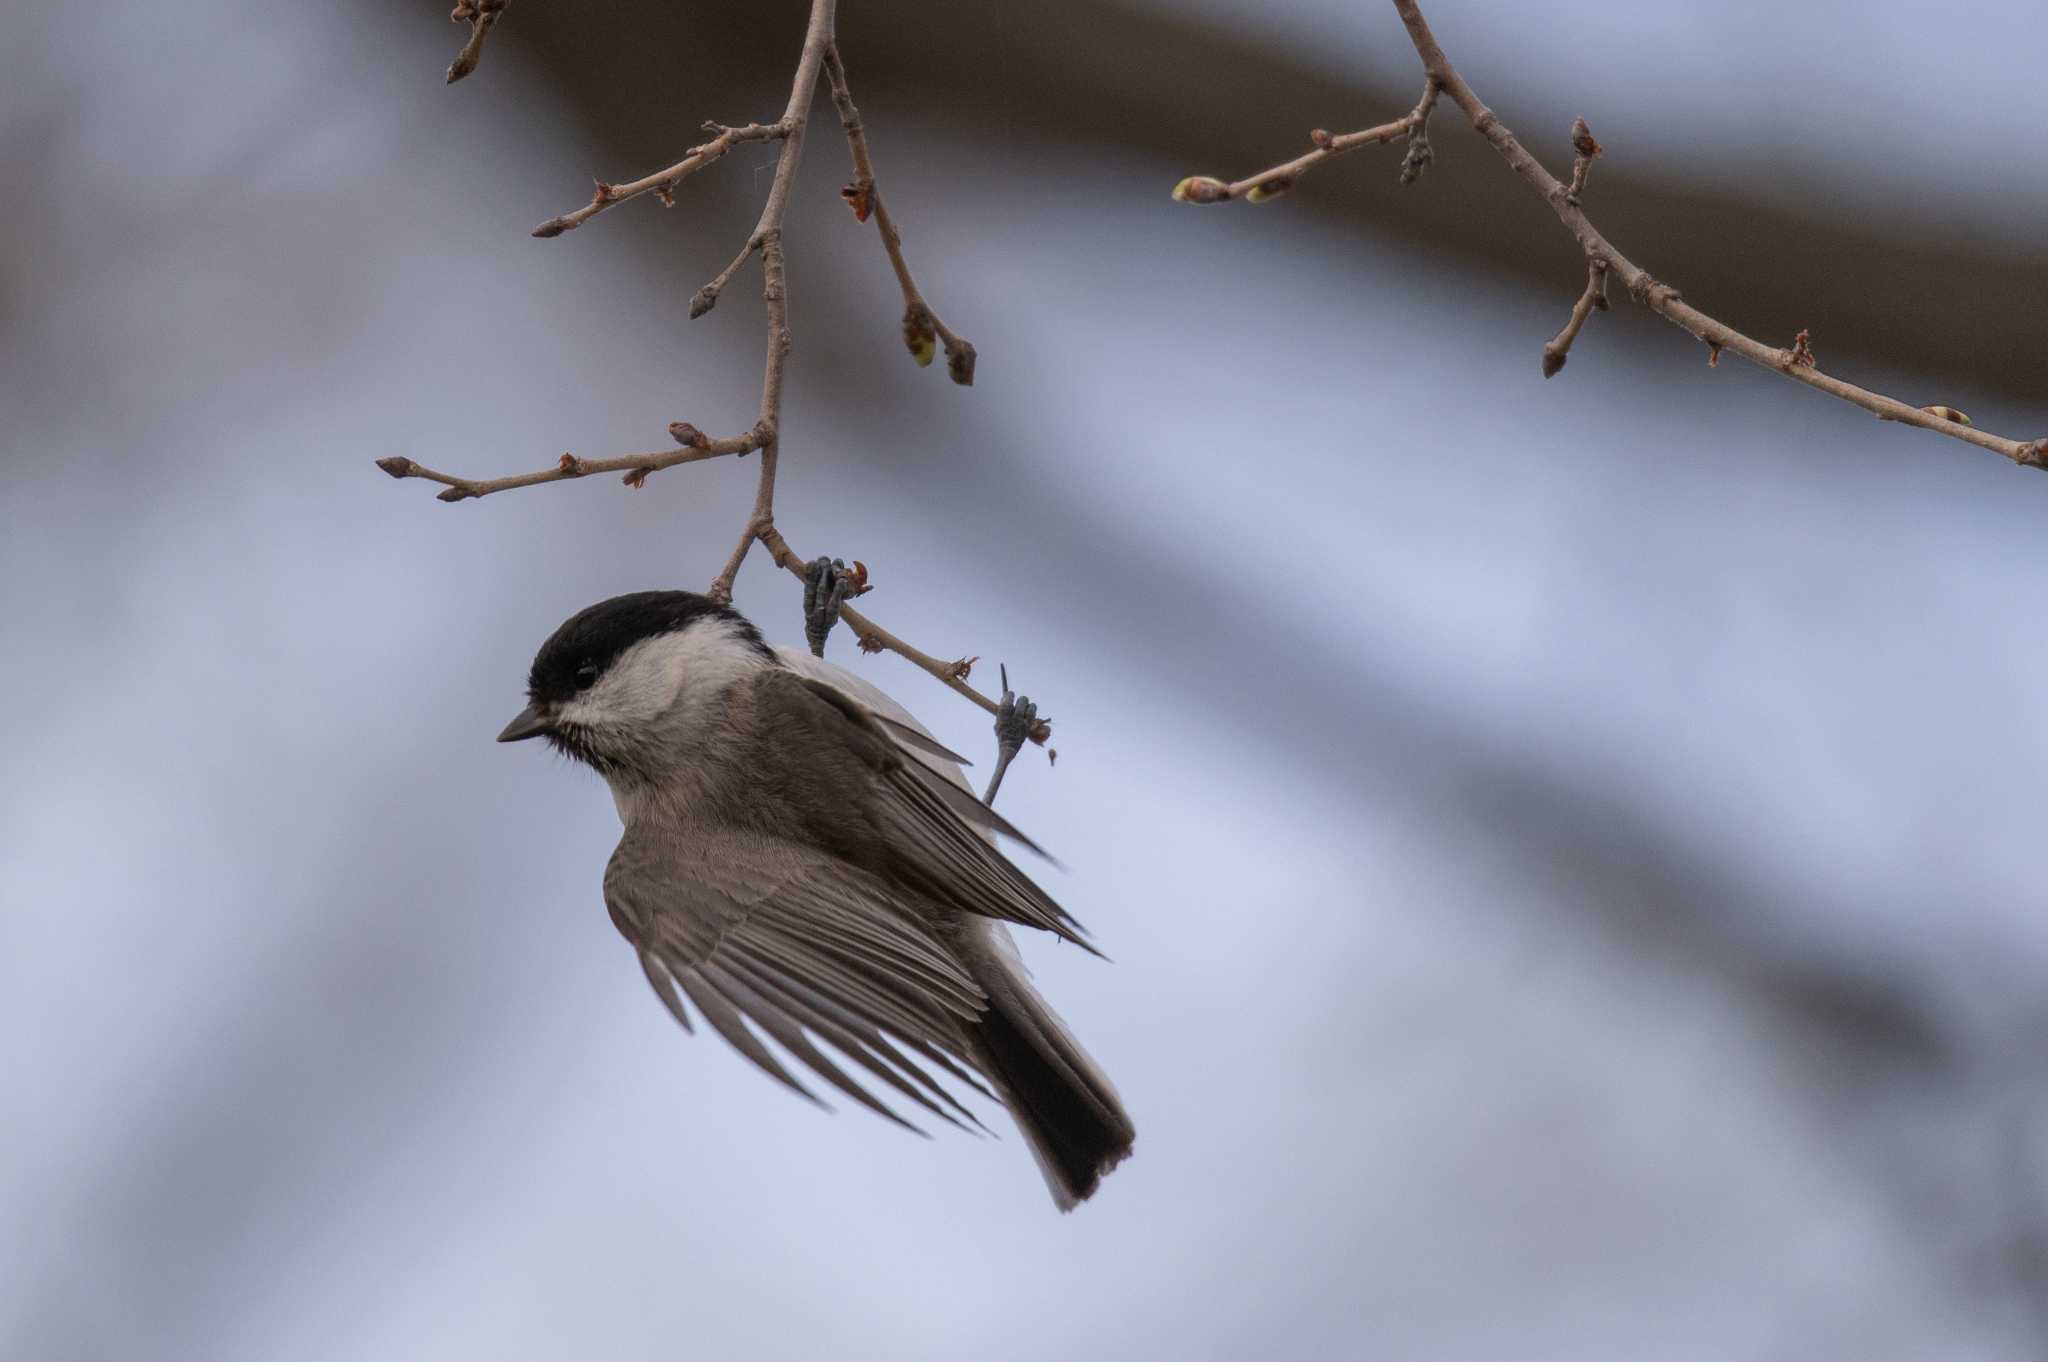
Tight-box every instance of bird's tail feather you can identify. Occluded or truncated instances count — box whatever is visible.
[959,921,1134,1211]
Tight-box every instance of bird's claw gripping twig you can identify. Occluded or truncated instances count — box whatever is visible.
[803,557,855,657]
[983,665,1038,806]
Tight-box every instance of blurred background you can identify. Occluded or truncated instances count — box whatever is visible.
[5,2,2047,1358]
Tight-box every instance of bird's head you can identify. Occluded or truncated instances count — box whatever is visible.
[498,590,774,779]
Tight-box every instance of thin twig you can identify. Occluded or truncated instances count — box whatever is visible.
[1177,0,2048,472]
[1542,260,1608,378]
[530,121,792,240]
[374,427,766,501]
[445,0,507,85]
[1172,78,1440,205]
[691,236,763,320]
[693,0,840,598]
[823,44,977,385]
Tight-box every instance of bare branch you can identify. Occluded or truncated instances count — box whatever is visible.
[1177,0,2048,472]
[823,45,977,385]
[374,426,767,501]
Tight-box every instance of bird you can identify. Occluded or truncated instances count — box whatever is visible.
[495,589,1135,1209]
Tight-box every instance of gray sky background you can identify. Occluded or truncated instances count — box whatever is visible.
[5,3,2047,1360]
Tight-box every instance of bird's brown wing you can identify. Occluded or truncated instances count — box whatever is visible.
[604,823,994,1132]
[747,670,1097,953]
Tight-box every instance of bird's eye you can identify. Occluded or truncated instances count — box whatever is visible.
[574,662,601,691]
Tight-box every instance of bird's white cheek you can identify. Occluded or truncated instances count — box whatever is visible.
[559,644,687,731]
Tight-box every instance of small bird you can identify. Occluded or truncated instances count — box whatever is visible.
[497,590,1134,1209]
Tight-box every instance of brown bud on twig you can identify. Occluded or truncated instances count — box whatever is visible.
[1170,176,1231,204]
[556,453,585,476]
[669,421,707,448]
[1919,405,1973,425]
[436,486,473,503]
[622,468,650,489]
[1789,329,1817,367]
[841,560,873,596]
[1309,129,1336,150]
[446,45,484,85]
[1400,130,1435,186]
[946,340,977,387]
[857,634,886,656]
[1707,342,1723,367]
[946,656,978,682]
[1244,177,1295,204]
[375,456,417,479]
[1570,118,1603,160]
[840,180,874,223]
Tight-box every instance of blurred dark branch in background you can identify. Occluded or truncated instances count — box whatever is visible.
[1178,0,2047,471]
[381,0,1046,746]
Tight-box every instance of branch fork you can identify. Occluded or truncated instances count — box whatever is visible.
[391,0,1042,750]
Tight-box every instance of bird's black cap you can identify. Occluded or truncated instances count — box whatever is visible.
[526,590,771,706]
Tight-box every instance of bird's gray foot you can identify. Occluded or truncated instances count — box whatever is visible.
[983,665,1038,806]
[802,557,853,658]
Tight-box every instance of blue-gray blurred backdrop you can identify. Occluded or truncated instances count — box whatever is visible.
[5,2,2047,1358]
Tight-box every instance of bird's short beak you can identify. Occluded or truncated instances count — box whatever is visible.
[496,703,553,743]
